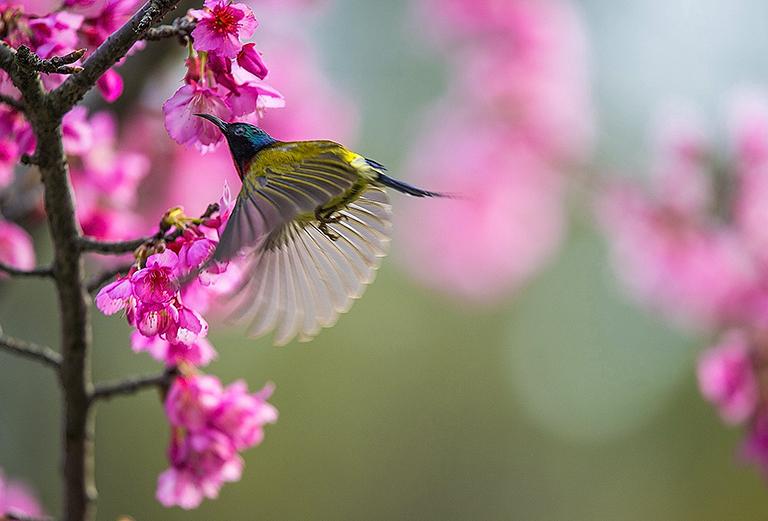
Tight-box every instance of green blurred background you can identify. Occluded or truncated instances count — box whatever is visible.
[4,0,768,519]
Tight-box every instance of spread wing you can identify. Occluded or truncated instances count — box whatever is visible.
[214,141,392,346]
[215,141,361,262]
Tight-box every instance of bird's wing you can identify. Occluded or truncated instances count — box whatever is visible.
[214,141,392,346]
[214,141,361,262]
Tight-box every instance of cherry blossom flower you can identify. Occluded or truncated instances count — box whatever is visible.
[236,43,268,79]
[0,220,35,276]
[163,84,233,152]
[158,375,277,508]
[166,375,224,431]
[190,0,257,59]
[698,332,759,425]
[131,250,180,304]
[211,381,277,450]
[131,331,217,367]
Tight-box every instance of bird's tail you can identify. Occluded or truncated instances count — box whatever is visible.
[376,172,451,198]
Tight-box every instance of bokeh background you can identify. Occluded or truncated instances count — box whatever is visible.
[4,0,768,519]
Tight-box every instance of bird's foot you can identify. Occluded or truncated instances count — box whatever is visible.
[317,222,340,241]
[315,209,347,241]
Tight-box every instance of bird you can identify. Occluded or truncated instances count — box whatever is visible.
[195,113,449,346]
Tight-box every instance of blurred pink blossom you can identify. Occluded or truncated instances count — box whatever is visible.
[698,331,759,425]
[398,118,564,303]
[0,220,35,275]
[742,412,768,477]
[158,375,276,509]
[0,471,44,518]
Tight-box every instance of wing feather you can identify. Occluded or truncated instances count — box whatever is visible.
[212,138,393,345]
[222,187,391,345]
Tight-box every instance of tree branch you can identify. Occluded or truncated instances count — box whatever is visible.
[0,262,53,278]
[51,0,182,114]
[91,367,178,403]
[79,236,147,255]
[0,93,24,112]
[0,332,61,368]
[86,262,135,294]
[144,16,196,42]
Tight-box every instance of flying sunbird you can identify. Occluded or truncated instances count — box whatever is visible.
[195,113,448,346]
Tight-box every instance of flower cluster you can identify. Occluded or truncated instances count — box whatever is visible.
[1,3,152,243]
[599,89,768,477]
[398,0,593,303]
[163,0,284,152]
[158,375,277,509]
[0,469,44,518]
[96,189,277,507]
[2,0,141,97]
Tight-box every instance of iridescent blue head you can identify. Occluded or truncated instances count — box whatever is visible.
[194,114,276,174]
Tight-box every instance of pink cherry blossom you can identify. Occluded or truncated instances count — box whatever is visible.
[236,43,268,79]
[131,331,217,367]
[97,68,124,103]
[163,84,232,152]
[0,220,35,276]
[62,106,94,156]
[698,331,759,425]
[211,381,277,450]
[742,411,768,477]
[0,137,19,189]
[131,250,179,304]
[167,304,208,345]
[95,274,133,315]
[135,301,179,337]
[166,375,223,431]
[190,0,257,59]
[156,428,242,509]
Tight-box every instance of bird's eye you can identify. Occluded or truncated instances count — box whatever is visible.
[233,127,246,136]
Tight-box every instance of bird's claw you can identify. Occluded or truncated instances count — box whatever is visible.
[315,210,347,241]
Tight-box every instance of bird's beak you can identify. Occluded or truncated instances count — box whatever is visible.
[194,113,228,132]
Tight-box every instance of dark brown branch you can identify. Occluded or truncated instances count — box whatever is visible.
[0,93,24,111]
[79,236,147,255]
[52,0,182,114]
[15,46,85,75]
[91,367,178,402]
[0,332,61,368]
[144,16,196,42]
[0,262,53,278]
[86,262,135,294]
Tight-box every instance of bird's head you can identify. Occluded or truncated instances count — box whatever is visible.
[194,114,276,171]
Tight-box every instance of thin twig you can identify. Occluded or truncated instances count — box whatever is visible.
[90,367,178,403]
[15,46,85,75]
[79,236,148,255]
[0,262,53,278]
[0,333,61,368]
[144,16,196,42]
[86,262,135,294]
[0,93,24,111]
